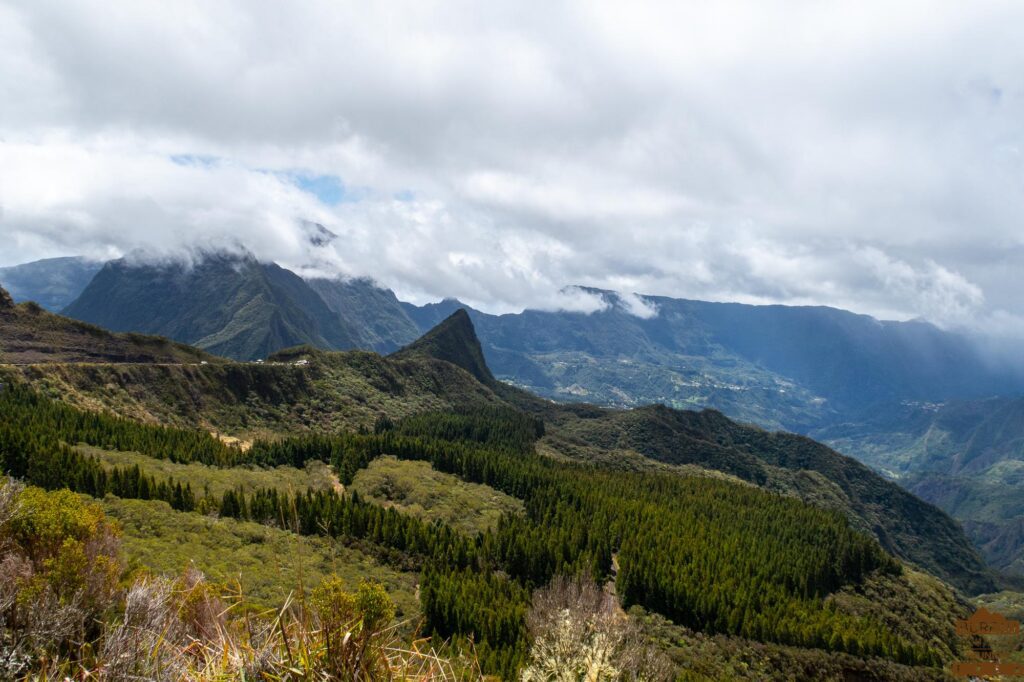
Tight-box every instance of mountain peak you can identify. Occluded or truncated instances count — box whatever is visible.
[62,254,361,360]
[392,308,496,385]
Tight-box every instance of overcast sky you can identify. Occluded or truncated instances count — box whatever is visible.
[1,1,1023,333]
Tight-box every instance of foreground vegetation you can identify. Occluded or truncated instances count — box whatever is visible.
[0,382,964,679]
[0,480,476,680]
[103,496,419,614]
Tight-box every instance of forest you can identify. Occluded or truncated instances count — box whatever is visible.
[0,383,943,678]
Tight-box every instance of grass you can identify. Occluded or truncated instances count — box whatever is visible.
[349,456,524,535]
[102,496,420,618]
[79,445,337,498]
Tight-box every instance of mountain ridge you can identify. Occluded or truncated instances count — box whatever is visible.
[14,254,1017,430]
[0,285,215,364]
[401,290,1020,431]
[0,256,102,311]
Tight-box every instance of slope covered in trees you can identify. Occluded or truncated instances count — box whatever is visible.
[0,384,960,677]
[540,403,995,594]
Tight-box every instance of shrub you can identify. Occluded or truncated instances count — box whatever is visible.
[521,575,673,681]
[0,479,123,676]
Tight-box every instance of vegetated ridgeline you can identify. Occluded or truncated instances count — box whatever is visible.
[61,252,364,360]
[58,252,426,360]
[0,298,985,679]
[391,309,499,387]
[16,252,1021,430]
[0,285,214,364]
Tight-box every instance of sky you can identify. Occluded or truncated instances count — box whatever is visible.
[1,1,1023,334]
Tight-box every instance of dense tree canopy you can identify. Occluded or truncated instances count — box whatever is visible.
[0,388,941,678]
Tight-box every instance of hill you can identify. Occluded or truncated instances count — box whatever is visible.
[0,285,214,364]
[537,402,995,594]
[62,252,363,360]
[0,256,102,311]
[391,309,497,386]
[402,291,1020,431]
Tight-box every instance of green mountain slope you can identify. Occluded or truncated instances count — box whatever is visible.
[537,402,995,594]
[0,285,214,364]
[392,309,497,386]
[62,253,362,360]
[0,382,971,677]
[0,256,102,311]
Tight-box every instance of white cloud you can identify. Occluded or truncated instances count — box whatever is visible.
[1,0,1023,333]
[615,292,659,319]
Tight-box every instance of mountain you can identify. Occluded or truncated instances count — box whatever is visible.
[62,253,363,360]
[402,290,1020,431]
[0,285,213,364]
[20,253,1014,431]
[816,397,1024,575]
[391,309,497,386]
[306,276,420,353]
[0,256,102,311]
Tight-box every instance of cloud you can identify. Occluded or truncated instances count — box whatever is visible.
[615,292,659,319]
[854,248,985,327]
[1,0,1023,334]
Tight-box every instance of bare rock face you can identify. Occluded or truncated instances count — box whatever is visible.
[0,287,14,309]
